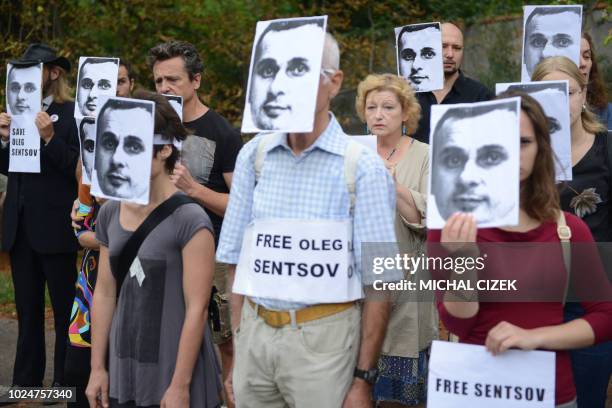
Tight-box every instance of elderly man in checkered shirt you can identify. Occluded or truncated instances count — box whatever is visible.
[217,30,401,408]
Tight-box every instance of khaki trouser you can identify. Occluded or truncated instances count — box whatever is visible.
[233,301,361,408]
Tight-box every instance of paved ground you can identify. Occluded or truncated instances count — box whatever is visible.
[0,318,61,407]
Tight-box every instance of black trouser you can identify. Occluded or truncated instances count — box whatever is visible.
[64,345,90,408]
[10,223,77,386]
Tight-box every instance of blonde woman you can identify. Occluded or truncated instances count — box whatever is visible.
[355,74,437,407]
[532,56,611,408]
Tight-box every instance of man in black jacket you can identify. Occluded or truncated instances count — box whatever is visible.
[413,23,493,143]
[0,43,80,389]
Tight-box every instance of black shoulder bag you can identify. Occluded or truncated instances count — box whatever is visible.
[114,194,196,296]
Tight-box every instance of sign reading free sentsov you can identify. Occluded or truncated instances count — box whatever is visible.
[428,341,555,407]
[233,219,363,303]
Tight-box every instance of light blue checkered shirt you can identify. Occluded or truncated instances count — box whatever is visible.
[216,114,400,310]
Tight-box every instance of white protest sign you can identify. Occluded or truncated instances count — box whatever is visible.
[427,98,521,229]
[521,5,582,82]
[8,115,40,173]
[6,63,43,173]
[233,218,363,303]
[74,56,120,118]
[162,94,183,121]
[427,340,555,408]
[241,16,328,133]
[90,96,154,205]
[496,81,571,181]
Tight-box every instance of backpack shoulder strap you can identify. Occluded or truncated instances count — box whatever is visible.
[254,133,279,181]
[557,211,572,305]
[115,194,197,297]
[344,140,366,214]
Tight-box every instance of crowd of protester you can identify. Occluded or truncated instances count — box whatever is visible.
[0,16,610,408]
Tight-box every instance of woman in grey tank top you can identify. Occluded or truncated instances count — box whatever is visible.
[86,91,222,408]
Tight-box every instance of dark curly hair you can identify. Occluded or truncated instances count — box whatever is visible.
[132,89,190,173]
[147,40,204,80]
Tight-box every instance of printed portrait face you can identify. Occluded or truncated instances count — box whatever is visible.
[79,117,96,182]
[7,65,41,116]
[496,81,571,180]
[163,94,183,121]
[523,7,581,79]
[432,108,518,224]
[248,20,325,131]
[397,24,442,92]
[95,106,151,199]
[77,58,119,117]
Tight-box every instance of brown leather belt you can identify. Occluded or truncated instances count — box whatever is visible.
[248,299,355,328]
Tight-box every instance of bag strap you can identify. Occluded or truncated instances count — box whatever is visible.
[254,133,279,180]
[344,140,365,214]
[115,194,197,296]
[557,211,572,305]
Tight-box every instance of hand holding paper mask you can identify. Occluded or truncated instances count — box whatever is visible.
[0,112,11,141]
[35,111,54,143]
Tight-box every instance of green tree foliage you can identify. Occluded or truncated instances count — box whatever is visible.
[0,0,609,129]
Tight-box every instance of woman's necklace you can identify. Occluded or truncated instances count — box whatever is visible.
[385,137,414,161]
[386,142,401,161]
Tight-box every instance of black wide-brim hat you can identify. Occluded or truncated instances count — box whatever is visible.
[9,43,71,72]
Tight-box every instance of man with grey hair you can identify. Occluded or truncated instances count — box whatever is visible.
[217,31,399,407]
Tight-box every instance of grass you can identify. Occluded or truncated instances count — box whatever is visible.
[0,271,51,317]
[0,271,16,316]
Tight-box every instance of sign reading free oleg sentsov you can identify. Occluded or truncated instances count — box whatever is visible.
[428,341,555,407]
[233,219,363,303]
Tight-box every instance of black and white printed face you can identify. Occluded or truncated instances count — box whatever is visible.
[397,25,443,92]
[6,65,41,116]
[523,6,581,79]
[77,58,118,117]
[431,107,518,224]
[163,94,183,120]
[79,118,96,181]
[95,106,151,200]
[247,18,325,131]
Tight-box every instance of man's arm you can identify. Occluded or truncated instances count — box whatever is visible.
[171,163,229,217]
[223,171,234,189]
[342,291,391,408]
[39,112,80,180]
[227,264,243,333]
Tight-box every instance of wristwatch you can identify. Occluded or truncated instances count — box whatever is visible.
[353,367,379,385]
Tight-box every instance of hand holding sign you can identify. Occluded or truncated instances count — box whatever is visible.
[171,163,199,196]
[35,111,54,143]
[0,112,10,141]
[440,213,477,255]
[486,321,541,356]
